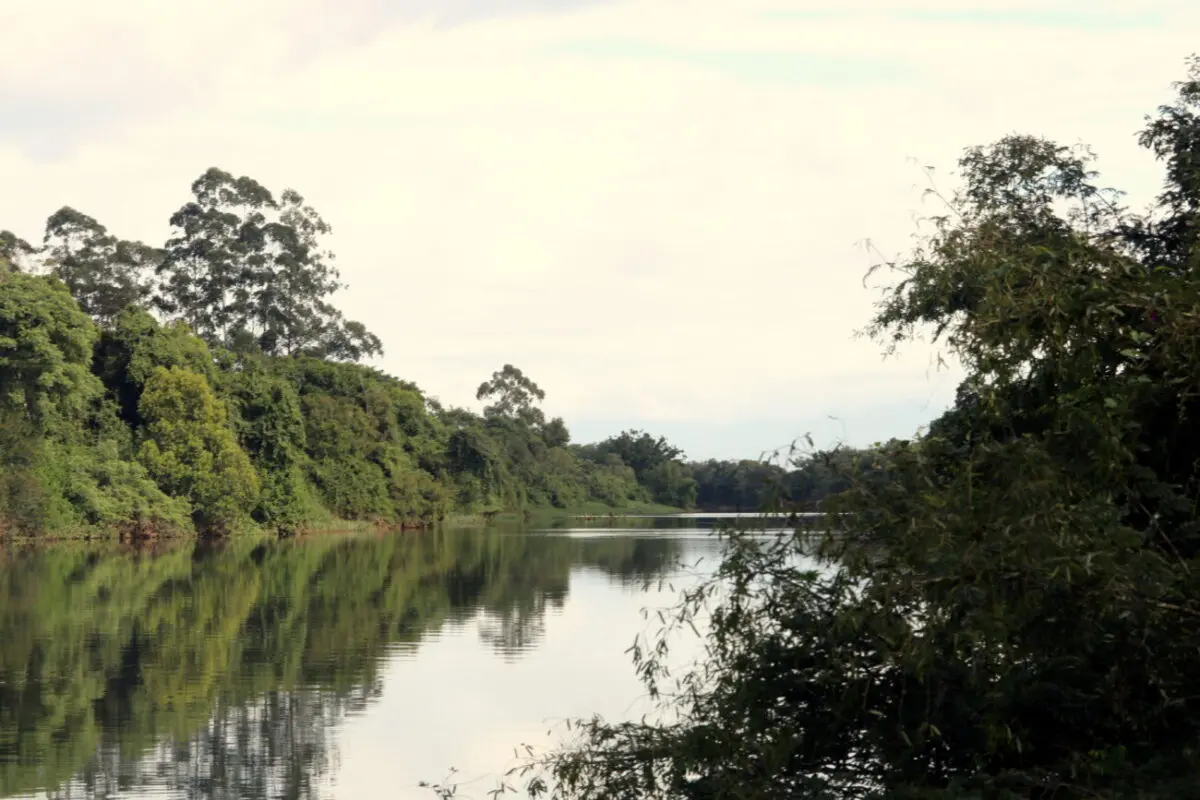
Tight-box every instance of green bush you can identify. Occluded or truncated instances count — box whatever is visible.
[137,366,259,535]
[93,307,216,427]
[0,273,99,430]
[220,357,318,531]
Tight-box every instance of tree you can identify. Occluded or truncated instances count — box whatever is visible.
[542,416,571,448]
[590,429,694,507]
[0,272,100,427]
[137,366,259,534]
[477,364,547,425]
[281,357,449,524]
[42,207,156,325]
[581,454,645,507]
[221,357,314,531]
[154,168,382,360]
[481,56,1200,799]
[0,276,191,536]
[642,460,698,509]
[93,307,217,427]
[690,458,789,511]
[594,429,684,479]
[0,230,34,273]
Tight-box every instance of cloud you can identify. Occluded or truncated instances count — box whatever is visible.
[547,40,916,85]
[1,0,1195,457]
[359,0,620,27]
[763,6,1168,29]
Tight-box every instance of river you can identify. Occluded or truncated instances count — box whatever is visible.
[0,515,773,800]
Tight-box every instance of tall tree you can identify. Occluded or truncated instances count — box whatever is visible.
[594,429,684,479]
[0,230,34,273]
[42,207,156,325]
[592,429,694,508]
[137,366,259,534]
[0,272,99,427]
[154,168,382,360]
[477,364,547,425]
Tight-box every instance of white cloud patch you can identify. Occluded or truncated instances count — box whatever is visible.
[1,0,1194,457]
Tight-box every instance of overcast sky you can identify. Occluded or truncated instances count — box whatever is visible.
[1,0,1194,460]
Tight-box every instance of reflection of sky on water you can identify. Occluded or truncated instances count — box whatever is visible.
[332,534,716,800]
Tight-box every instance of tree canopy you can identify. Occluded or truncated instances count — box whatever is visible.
[0,231,34,273]
[155,168,383,360]
[477,363,548,424]
[0,271,100,427]
[42,206,156,325]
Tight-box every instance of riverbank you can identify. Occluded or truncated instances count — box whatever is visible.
[426,500,684,528]
[0,501,688,543]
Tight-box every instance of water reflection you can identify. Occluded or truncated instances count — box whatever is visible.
[0,523,715,799]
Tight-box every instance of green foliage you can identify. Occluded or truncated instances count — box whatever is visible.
[153,168,382,360]
[0,410,48,534]
[585,430,697,508]
[93,307,217,427]
[0,230,34,273]
[219,356,319,531]
[4,161,790,536]
[137,367,259,534]
[591,429,684,476]
[0,272,100,428]
[484,55,1200,800]
[444,415,511,511]
[42,207,156,325]
[690,458,786,510]
[0,287,191,536]
[0,305,700,536]
[643,459,699,509]
[579,453,646,507]
[542,416,571,448]
[35,439,192,534]
[275,357,448,524]
[451,365,693,513]
[531,446,589,509]
[682,447,893,513]
[477,363,547,425]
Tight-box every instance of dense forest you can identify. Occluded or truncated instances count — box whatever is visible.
[0,173,856,538]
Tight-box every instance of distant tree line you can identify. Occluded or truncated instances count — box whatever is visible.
[688,445,887,512]
[0,171,851,537]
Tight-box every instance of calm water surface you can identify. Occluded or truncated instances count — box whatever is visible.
[0,515,779,800]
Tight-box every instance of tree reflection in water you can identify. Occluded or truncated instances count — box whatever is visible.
[0,526,681,799]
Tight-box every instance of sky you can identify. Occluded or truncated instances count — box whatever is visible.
[1,0,1195,460]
